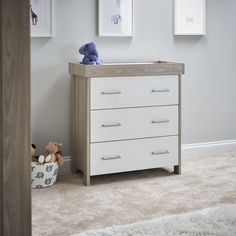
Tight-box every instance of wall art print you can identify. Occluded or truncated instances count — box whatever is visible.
[30,0,53,37]
[174,0,206,35]
[98,0,133,37]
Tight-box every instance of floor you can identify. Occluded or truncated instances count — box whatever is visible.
[32,152,236,236]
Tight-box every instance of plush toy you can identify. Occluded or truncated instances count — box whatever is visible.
[31,144,38,161]
[79,42,103,65]
[38,142,64,166]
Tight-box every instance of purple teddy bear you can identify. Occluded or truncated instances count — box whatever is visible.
[79,42,103,65]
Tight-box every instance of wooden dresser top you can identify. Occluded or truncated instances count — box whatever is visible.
[69,61,185,78]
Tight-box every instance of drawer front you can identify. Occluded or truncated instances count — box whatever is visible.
[90,76,178,109]
[90,136,178,176]
[91,106,178,143]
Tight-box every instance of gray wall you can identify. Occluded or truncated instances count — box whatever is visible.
[31,0,236,156]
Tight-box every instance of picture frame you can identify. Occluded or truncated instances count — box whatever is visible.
[174,0,206,35]
[98,0,133,37]
[30,0,53,37]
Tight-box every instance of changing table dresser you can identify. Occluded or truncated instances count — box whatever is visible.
[69,61,184,185]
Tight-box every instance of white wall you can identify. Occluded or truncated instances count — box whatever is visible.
[31,0,236,156]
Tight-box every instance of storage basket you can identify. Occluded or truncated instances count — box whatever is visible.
[31,161,58,189]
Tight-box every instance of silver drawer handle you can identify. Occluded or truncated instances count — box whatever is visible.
[101,91,122,95]
[151,89,170,93]
[102,155,121,160]
[101,122,121,128]
[151,119,170,124]
[151,150,169,155]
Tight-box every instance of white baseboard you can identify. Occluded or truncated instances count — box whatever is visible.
[182,139,236,157]
[59,140,236,175]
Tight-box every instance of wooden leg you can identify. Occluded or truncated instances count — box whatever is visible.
[174,165,181,174]
[84,174,90,186]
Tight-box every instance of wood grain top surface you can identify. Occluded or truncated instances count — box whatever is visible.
[69,61,185,78]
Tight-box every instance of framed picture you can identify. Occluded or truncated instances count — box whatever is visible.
[174,0,206,35]
[98,0,133,37]
[30,0,53,37]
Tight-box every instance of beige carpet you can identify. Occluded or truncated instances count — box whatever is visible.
[32,152,236,236]
[72,204,236,236]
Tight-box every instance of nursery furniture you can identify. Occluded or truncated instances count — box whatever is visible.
[69,61,184,185]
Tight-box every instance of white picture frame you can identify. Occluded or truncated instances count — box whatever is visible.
[174,0,206,35]
[98,0,133,37]
[30,0,53,37]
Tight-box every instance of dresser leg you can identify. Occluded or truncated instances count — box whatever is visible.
[84,175,90,186]
[174,165,181,174]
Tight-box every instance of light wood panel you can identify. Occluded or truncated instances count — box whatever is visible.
[70,75,77,173]
[174,75,182,174]
[69,61,185,78]
[0,0,31,235]
[73,77,91,185]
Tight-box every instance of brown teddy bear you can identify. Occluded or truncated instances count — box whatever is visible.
[38,142,64,166]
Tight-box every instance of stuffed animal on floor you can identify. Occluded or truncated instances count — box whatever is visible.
[31,144,38,161]
[79,42,103,65]
[38,142,64,166]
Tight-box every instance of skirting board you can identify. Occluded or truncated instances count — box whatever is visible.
[182,139,236,158]
[60,140,236,174]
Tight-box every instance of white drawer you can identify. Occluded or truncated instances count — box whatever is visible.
[91,106,178,143]
[90,136,178,176]
[90,76,178,109]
